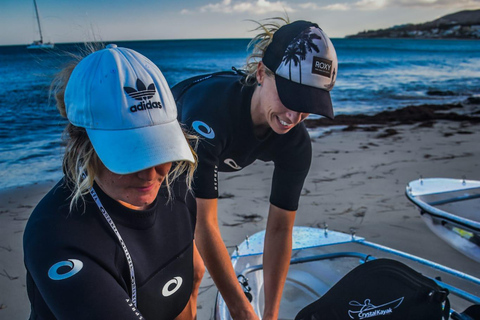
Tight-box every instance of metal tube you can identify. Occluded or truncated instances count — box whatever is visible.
[360,240,480,286]
[239,252,372,275]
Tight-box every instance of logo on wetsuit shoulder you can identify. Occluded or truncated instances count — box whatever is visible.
[48,259,84,280]
[162,276,183,297]
[224,158,242,170]
[192,120,215,139]
[124,79,163,113]
[311,57,332,78]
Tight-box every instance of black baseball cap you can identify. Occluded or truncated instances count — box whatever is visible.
[262,20,338,119]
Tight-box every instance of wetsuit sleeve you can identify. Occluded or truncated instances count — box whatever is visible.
[174,78,226,200]
[169,173,197,233]
[24,228,144,319]
[191,139,222,199]
[270,126,312,211]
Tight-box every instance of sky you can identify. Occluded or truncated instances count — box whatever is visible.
[2,0,480,46]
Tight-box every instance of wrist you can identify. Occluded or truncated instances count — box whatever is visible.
[229,301,257,319]
[262,310,278,320]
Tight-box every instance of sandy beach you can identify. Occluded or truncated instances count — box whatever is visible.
[1,102,479,319]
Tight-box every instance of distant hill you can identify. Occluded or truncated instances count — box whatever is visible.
[346,9,480,39]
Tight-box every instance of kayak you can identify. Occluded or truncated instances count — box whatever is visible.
[214,226,480,319]
[406,178,480,263]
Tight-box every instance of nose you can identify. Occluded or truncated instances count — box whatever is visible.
[136,167,157,181]
[136,163,172,181]
[154,163,172,177]
[286,110,303,123]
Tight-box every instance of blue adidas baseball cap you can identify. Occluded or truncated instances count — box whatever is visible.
[65,44,195,174]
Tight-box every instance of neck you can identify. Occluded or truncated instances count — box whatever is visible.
[250,87,270,138]
[117,200,150,211]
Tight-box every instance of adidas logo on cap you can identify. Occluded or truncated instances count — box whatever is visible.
[124,79,163,112]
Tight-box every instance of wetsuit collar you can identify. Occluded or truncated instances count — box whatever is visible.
[93,181,159,230]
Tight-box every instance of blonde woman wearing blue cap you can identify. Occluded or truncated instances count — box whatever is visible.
[24,45,200,320]
[173,18,338,320]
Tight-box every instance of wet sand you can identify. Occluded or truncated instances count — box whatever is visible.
[1,102,479,319]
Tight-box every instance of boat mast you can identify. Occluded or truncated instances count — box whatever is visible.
[33,0,44,43]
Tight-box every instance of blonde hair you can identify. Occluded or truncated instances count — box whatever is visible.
[243,16,290,85]
[50,45,198,211]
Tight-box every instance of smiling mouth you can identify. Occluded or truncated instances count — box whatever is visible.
[277,116,293,127]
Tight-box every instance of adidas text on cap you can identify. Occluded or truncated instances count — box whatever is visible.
[65,44,195,174]
[262,20,338,119]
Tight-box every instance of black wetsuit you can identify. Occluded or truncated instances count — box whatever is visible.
[24,177,196,320]
[173,71,312,211]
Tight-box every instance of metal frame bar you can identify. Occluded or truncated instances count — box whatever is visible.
[405,191,480,233]
[358,240,480,305]
[428,193,480,206]
[240,252,372,275]
[238,240,480,305]
[358,240,480,286]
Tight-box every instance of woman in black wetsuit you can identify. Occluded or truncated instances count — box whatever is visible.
[24,45,199,320]
[173,18,338,319]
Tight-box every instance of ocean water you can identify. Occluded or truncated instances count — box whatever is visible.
[1,38,479,189]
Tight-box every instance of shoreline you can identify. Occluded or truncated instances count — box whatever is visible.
[306,98,480,127]
[1,104,480,319]
[2,97,479,192]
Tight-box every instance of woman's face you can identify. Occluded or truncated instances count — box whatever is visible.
[95,162,172,210]
[253,64,310,135]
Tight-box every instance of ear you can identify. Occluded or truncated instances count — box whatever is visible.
[256,61,266,84]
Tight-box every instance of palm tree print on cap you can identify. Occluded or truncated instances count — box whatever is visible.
[282,27,322,84]
[325,69,336,90]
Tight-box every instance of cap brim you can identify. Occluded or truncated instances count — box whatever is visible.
[275,75,334,119]
[87,119,194,175]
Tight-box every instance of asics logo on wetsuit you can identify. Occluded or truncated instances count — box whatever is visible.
[224,158,242,170]
[162,276,183,297]
[192,120,215,139]
[48,259,83,280]
[124,79,163,113]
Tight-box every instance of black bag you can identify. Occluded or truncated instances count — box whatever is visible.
[295,258,450,320]
[451,304,480,320]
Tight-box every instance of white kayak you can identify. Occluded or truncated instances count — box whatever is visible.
[214,226,480,320]
[406,178,480,263]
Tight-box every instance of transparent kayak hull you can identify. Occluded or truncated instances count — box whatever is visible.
[215,227,480,320]
[406,178,480,263]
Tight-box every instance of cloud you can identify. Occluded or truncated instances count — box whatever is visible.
[181,0,294,15]
[283,0,389,12]
[298,0,386,11]
[390,0,480,7]
[305,0,480,11]
[181,0,480,15]
[324,3,351,10]
[299,2,350,10]
[353,0,388,10]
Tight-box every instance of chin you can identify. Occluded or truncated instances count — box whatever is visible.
[133,195,156,207]
[273,126,293,135]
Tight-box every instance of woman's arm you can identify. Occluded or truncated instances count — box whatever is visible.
[195,198,259,320]
[262,204,296,320]
[25,250,146,319]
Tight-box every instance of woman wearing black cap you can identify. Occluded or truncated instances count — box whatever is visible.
[24,45,200,319]
[173,18,338,319]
